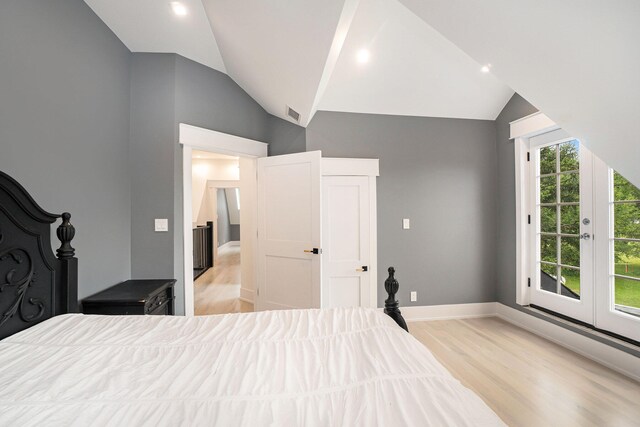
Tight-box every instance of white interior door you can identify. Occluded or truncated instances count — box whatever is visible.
[322,176,373,308]
[256,151,322,311]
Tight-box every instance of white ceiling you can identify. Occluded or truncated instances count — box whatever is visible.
[201,0,348,127]
[317,0,513,120]
[399,0,640,185]
[84,0,513,126]
[84,0,226,73]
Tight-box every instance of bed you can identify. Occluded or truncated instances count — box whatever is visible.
[0,170,504,426]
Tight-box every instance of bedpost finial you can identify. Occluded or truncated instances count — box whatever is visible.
[56,212,76,259]
[385,266,399,299]
[383,266,408,332]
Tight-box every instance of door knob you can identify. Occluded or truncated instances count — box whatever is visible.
[356,266,368,272]
[580,233,591,240]
[303,248,322,254]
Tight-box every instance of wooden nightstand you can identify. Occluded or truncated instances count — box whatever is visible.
[82,279,176,315]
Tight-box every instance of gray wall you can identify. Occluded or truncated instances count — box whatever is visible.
[307,111,498,307]
[216,189,231,246]
[230,225,241,242]
[267,116,307,156]
[0,0,132,299]
[131,54,289,314]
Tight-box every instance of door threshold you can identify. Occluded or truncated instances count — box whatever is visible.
[527,305,640,351]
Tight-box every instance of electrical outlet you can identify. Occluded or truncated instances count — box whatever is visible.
[403,218,410,229]
[410,291,417,302]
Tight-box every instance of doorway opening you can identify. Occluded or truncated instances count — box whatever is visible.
[180,123,267,317]
[191,151,251,315]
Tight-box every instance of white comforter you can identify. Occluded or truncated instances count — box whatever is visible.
[0,308,504,426]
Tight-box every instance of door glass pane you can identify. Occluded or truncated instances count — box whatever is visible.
[540,145,556,175]
[614,277,640,316]
[560,267,580,299]
[560,173,579,202]
[613,202,640,240]
[559,140,579,172]
[541,207,557,233]
[536,140,583,302]
[611,170,640,318]
[561,236,580,268]
[614,240,640,280]
[614,171,640,202]
[540,176,556,204]
[541,235,557,263]
[540,263,559,294]
[560,205,579,235]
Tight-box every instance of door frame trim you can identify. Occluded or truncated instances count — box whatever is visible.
[512,113,560,306]
[179,123,267,316]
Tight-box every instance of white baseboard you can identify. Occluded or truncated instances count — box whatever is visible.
[218,241,240,250]
[495,304,640,382]
[240,288,254,304]
[402,302,498,322]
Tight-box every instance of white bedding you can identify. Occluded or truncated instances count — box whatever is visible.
[0,308,504,426]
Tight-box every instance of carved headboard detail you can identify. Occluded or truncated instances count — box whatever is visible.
[0,171,78,340]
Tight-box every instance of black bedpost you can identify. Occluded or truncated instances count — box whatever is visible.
[384,267,408,332]
[56,213,78,313]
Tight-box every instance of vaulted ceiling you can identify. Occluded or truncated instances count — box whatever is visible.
[85,0,639,184]
[83,0,513,126]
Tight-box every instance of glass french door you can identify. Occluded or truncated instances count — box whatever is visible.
[527,136,640,340]
[529,138,594,323]
[594,164,640,341]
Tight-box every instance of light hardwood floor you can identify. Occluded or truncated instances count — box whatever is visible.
[410,317,640,427]
[194,244,253,315]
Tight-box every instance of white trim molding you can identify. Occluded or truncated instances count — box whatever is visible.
[402,302,499,322]
[240,288,255,304]
[179,123,268,158]
[509,112,559,139]
[403,302,639,381]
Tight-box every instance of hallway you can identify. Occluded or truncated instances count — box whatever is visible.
[194,244,253,315]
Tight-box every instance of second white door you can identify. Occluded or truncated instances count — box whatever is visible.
[322,176,375,308]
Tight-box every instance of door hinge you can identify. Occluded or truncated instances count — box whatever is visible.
[528,214,531,224]
[527,278,531,288]
[527,152,530,161]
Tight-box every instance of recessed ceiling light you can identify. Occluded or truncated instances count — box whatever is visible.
[356,49,370,64]
[481,64,491,73]
[170,2,188,16]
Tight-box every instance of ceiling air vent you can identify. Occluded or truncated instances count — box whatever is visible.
[286,105,301,123]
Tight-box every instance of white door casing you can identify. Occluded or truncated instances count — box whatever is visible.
[322,176,372,308]
[256,151,322,311]
[180,123,267,316]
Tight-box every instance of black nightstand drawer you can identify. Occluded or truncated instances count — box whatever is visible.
[82,279,176,316]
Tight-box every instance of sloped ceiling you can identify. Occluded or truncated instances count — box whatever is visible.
[84,0,226,73]
[398,0,640,185]
[84,0,512,126]
[317,0,513,120]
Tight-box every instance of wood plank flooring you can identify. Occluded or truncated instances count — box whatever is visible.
[194,244,253,315]
[410,317,640,427]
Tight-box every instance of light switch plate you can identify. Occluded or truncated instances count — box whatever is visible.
[403,218,410,229]
[155,218,168,232]
[410,291,417,302]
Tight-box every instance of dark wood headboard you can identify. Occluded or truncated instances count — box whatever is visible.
[0,171,78,340]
